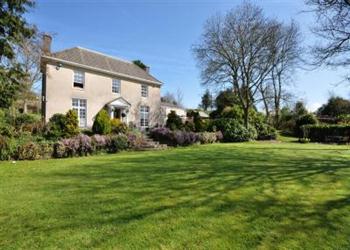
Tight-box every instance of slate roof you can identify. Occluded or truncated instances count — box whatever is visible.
[46,47,161,84]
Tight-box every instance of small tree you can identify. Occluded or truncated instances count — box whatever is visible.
[65,109,79,137]
[166,111,182,130]
[200,89,213,111]
[92,109,111,135]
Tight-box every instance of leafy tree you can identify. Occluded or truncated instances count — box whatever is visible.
[200,89,213,111]
[0,0,35,108]
[317,96,350,117]
[295,113,318,137]
[294,101,308,117]
[166,111,182,130]
[215,89,240,113]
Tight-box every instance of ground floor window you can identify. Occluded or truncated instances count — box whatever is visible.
[140,106,149,128]
[72,98,87,127]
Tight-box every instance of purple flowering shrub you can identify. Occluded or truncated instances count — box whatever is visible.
[127,131,148,150]
[150,127,201,146]
[91,134,107,150]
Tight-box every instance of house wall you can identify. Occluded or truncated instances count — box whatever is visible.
[44,63,161,128]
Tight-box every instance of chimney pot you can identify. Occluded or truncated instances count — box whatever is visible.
[43,34,52,55]
[145,66,150,73]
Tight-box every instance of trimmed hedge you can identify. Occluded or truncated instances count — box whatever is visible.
[302,124,350,143]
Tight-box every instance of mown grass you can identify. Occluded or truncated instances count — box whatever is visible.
[0,142,350,249]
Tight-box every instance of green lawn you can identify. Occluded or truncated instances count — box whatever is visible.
[1,142,350,249]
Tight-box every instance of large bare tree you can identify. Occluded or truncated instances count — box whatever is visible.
[12,30,43,113]
[267,21,301,126]
[306,0,350,80]
[193,2,276,127]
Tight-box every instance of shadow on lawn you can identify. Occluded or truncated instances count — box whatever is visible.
[35,145,350,247]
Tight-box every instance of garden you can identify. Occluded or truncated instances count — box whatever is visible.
[1,142,350,249]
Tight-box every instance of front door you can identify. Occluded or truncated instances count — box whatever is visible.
[113,109,121,120]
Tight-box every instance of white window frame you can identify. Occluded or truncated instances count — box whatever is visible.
[73,71,85,89]
[140,106,149,128]
[112,79,121,94]
[141,84,148,97]
[72,98,87,127]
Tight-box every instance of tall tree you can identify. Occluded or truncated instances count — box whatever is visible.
[306,0,350,80]
[0,0,35,108]
[200,89,213,111]
[193,2,276,127]
[264,21,300,125]
[12,29,43,112]
[317,96,350,117]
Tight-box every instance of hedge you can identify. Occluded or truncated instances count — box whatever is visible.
[302,124,350,143]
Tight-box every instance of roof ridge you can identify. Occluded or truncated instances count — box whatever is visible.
[76,46,132,64]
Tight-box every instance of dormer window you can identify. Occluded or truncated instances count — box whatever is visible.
[112,79,120,93]
[73,71,85,88]
[141,84,148,97]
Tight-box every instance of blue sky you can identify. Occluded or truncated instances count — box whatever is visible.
[26,0,349,111]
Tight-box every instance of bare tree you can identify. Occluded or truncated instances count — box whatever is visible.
[306,0,350,80]
[193,2,276,127]
[269,21,301,126]
[12,29,43,112]
[161,88,184,108]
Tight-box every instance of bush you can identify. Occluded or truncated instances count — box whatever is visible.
[93,109,111,135]
[150,127,200,146]
[127,131,147,150]
[110,118,128,134]
[166,111,183,130]
[45,110,79,139]
[16,142,40,160]
[256,123,277,140]
[14,113,41,128]
[65,110,80,137]
[45,113,67,139]
[198,132,217,144]
[295,114,318,137]
[91,134,108,151]
[0,125,15,137]
[187,110,207,132]
[53,134,93,158]
[210,119,257,142]
[337,114,350,124]
[302,124,350,143]
[0,136,16,160]
[75,134,93,156]
[107,134,129,153]
[216,131,224,142]
[184,121,195,132]
[221,106,244,120]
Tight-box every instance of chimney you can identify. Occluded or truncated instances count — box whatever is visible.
[42,34,52,55]
[145,66,150,73]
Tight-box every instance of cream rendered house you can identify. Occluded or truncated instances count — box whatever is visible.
[41,35,162,129]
